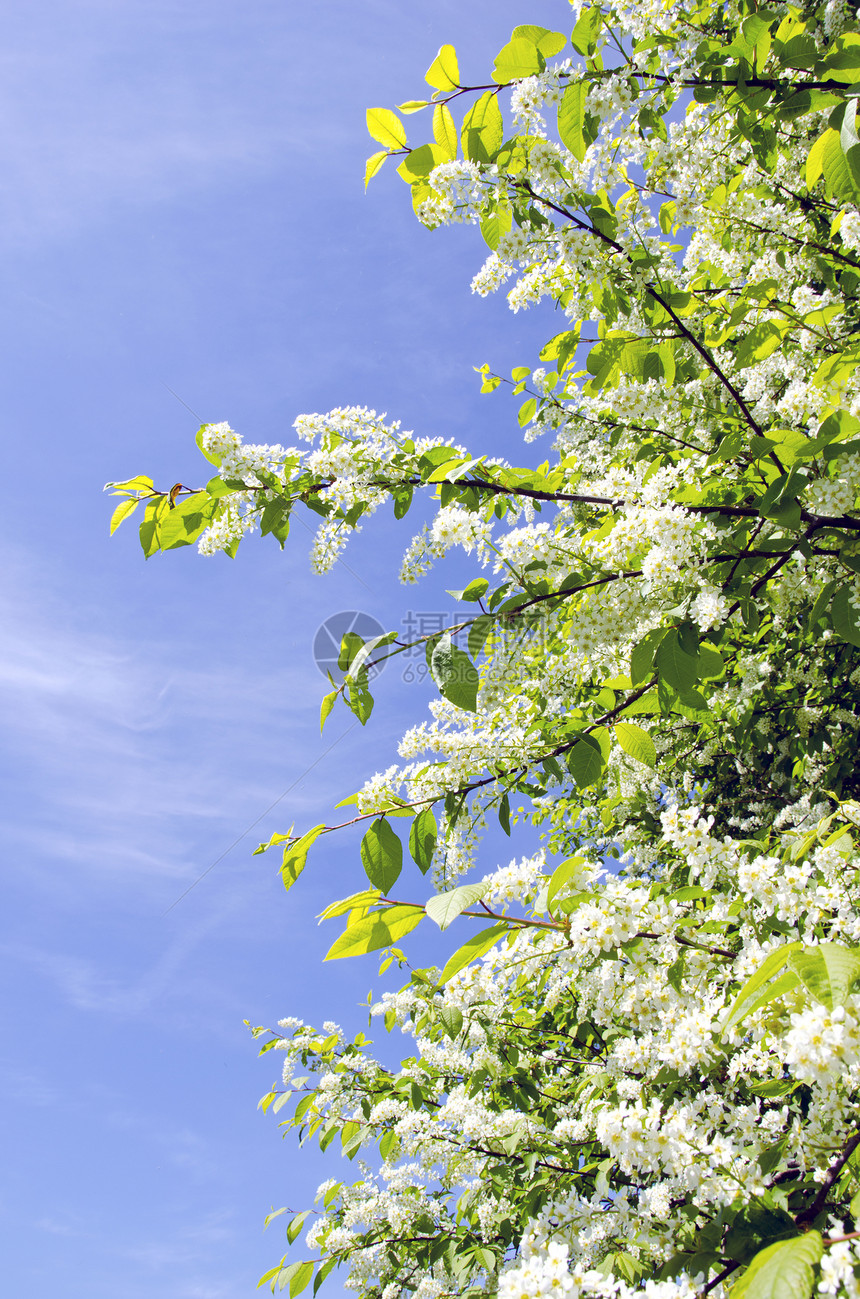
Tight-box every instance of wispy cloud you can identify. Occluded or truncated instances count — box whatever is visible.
[0,547,365,1027]
[0,1,324,246]
[0,552,327,891]
[0,1062,60,1108]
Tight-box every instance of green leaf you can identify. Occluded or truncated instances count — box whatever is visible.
[320,689,337,731]
[734,969,800,1029]
[409,807,437,874]
[139,497,169,557]
[493,37,544,83]
[511,25,567,57]
[109,496,141,534]
[259,500,290,544]
[655,630,699,694]
[289,1261,315,1298]
[430,633,480,711]
[425,44,459,91]
[325,905,423,960]
[809,126,860,199]
[730,1233,822,1299]
[345,670,374,725]
[263,1206,288,1229]
[623,689,660,717]
[630,628,667,686]
[614,722,656,768]
[281,825,326,893]
[105,473,155,495]
[498,791,511,836]
[724,1199,798,1265]
[540,329,579,369]
[286,1211,312,1245]
[365,150,388,187]
[698,644,725,680]
[722,943,803,1034]
[461,578,489,602]
[426,882,490,930]
[397,142,447,181]
[461,92,503,163]
[842,99,860,186]
[480,204,513,250]
[570,5,603,55]
[558,81,587,161]
[317,888,382,922]
[255,827,294,856]
[366,108,407,149]
[468,614,494,660]
[830,586,860,648]
[546,856,584,911]
[566,737,606,789]
[360,819,403,892]
[518,398,536,427]
[432,103,457,157]
[736,320,789,368]
[789,943,860,1010]
[151,494,218,552]
[437,923,510,984]
[438,1005,463,1040]
[392,483,413,519]
[265,1262,298,1295]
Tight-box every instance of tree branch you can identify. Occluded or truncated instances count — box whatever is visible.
[795,1129,860,1227]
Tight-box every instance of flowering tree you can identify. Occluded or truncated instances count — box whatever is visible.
[107,0,860,1295]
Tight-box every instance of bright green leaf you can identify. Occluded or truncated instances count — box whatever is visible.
[789,943,860,1010]
[432,103,457,157]
[366,108,407,149]
[281,825,326,893]
[409,807,437,874]
[566,737,606,789]
[360,819,403,892]
[558,81,587,161]
[430,633,480,711]
[570,5,603,54]
[325,905,423,960]
[722,943,803,1035]
[320,689,337,731]
[437,923,510,984]
[461,92,503,163]
[831,585,860,648]
[109,496,140,534]
[655,630,699,694]
[493,37,544,83]
[425,45,459,91]
[426,882,490,930]
[365,150,388,187]
[614,722,656,768]
[730,1233,822,1299]
[317,888,382,922]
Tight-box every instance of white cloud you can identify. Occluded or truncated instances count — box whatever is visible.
[0,0,320,245]
[0,546,364,1024]
[0,551,330,882]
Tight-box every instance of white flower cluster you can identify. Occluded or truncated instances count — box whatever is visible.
[275,804,860,1298]
[187,6,860,1298]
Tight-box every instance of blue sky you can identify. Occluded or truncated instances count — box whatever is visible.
[0,2,563,1294]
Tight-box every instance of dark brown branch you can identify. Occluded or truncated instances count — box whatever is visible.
[698,1261,740,1298]
[513,179,767,439]
[298,681,656,841]
[635,931,736,959]
[795,1130,860,1227]
[152,477,860,533]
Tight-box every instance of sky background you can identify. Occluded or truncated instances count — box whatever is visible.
[0,2,565,1295]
